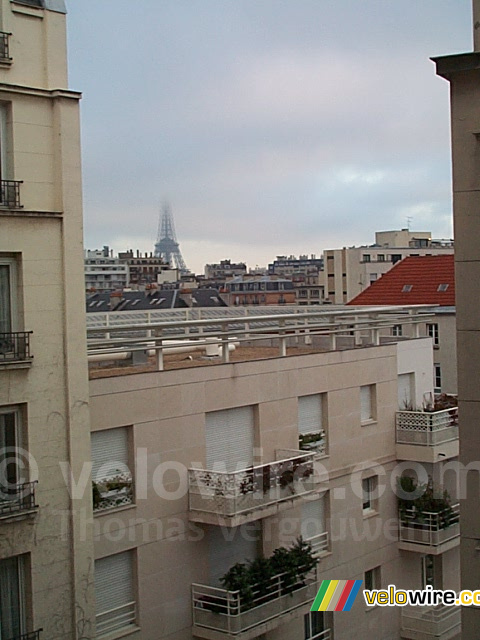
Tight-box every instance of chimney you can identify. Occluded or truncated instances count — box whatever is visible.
[137,249,140,258]
[109,290,123,311]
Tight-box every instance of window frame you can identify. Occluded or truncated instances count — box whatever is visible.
[91,426,134,513]
[298,393,327,456]
[360,385,376,424]
[362,476,378,515]
[364,565,381,592]
[0,554,27,638]
[0,256,19,333]
[434,364,442,393]
[427,323,439,347]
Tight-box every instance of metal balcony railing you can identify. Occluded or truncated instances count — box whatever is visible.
[192,568,317,636]
[0,332,32,363]
[96,601,136,637]
[10,630,43,640]
[401,602,461,638]
[0,31,11,61]
[396,407,458,446]
[0,481,38,518]
[399,503,460,547]
[0,180,22,208]
[188,451,315,519]
[93,472,133,513]
[306,531,329,558]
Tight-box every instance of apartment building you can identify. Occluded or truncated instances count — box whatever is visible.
[204,259,247,281]
[85,247,129,292]
[348,255,457,395]
[324,230,454,304]
[433,2,480,634]
[224,275,296,306]
[87,307,461,640]
[0,2,94,639]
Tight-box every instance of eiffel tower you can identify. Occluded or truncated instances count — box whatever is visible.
[154,202,188,273]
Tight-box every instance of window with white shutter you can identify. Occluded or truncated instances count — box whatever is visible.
[301,495,328,556]
[91,427,133,512]
[95,551,136,637]
[360,385,375,423]
[205,406,254,473]
[298,394,327,455]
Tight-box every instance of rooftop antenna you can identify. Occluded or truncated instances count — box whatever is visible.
[154,201,188,273]
[406,216,412,231]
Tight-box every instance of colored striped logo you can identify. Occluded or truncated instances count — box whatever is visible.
[311,580,363,612]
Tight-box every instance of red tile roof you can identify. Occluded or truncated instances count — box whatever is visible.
[347,255,455,306]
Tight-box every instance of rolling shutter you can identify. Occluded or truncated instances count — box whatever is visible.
[205,407,254,472]
[91,428,129,481]
[95,552,134,635]
[298,395,322,435]
[398,373,413,409]
[301,497,325,539]
[208,523,261,585]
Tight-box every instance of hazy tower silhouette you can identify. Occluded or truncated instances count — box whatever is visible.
[154,202,188,273]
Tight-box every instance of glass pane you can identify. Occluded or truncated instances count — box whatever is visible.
[0,266,11,334]
[0,556,23,640]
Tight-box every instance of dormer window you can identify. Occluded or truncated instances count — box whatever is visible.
[437,283,449,292]
[402,284,413,292]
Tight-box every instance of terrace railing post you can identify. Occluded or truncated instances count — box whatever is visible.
[221,323,230,363]
[279,319,287,357]
[156,332,164,371]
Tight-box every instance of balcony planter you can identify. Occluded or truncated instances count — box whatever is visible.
[299,430,327,455]
[92,472,133,512]
[193,539,318,637]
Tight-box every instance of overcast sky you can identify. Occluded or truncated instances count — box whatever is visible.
[67,1,471,273]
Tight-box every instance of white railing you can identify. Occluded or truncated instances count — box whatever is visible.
[310,631,332,640]
[93,472,133,513]
[306,531,329,558]
[96,601,136,637]
[399,503,460,547]
[401,602,461,637]
[192,568,317,636]
[396,407,458,446]
[86,305,436,370]
[188,451,315,519]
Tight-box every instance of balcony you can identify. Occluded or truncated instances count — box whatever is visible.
[11,632,43,640]
[0,32,11,62]
[0,331,33,366]
[306,531,330,558]
[401,603,461,640]
[396,407,458,463]
[93,472,133,513]
[398,503,460,555]
[0,180,22,208]
[96,601,136,638]
[192,569,317,640]
[188,451,316,527]
[0,481,38,520]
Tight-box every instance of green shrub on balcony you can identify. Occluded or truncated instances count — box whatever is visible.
[398,476,454,529]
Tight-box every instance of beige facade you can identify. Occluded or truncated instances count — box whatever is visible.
[88,316,460,640]
[433,3,480,634]
[0,2,94,639]
[324,232,454,304]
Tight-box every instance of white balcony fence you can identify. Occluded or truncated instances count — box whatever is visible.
[96,601,136,637]
[401,602,461,638]
[396,408,458,446]
[399,503,460,547]
[306,531,329,558]
[93,472,133,513]
[192,568,317,636]
[188,452,315,518]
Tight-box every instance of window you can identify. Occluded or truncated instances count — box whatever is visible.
[422,554,435,589]
[362,477,377,514]
[298,394,327,455]
[91,427,133,512]
[0,555,27,640]
[365,566,381,591]
[434,364,442,392]
[392,254,402,264]
[437,284,449,292]
[427,323,439,347]
[369,273,377,282]
[95,551,136,637]
[304,611,331,639]
[301,495,328,554]
[377,254,385,262]
[360,385,375,423]
[362,254,371,262]
[392,324,403,337]
[402,284,413,292]
[0,257,18,333]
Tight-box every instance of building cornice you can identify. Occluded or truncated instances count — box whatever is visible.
[0,83,81,100]
[432,51,480,80]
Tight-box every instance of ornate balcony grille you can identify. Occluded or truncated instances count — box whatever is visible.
[188,451,315,519]
[0,481,38,518]
[396,407,458,446]
[0,332,32,363]
[0,180,22,208]
[0,32,11,61]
